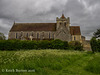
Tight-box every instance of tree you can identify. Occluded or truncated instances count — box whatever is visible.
[90,29,100,53]
[0,32,6,40]
[94,29,100,38]
[90,37,97,53]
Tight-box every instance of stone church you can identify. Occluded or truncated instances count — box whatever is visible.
[8,14,83,42]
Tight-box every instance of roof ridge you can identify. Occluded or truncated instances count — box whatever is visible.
[10,23,57,32]
[15,23,56,24]
[70,26,80,27]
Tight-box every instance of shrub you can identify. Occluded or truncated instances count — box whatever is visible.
[38,40,50,49]
[0,39,82,51]
[63,41,69,49]
[90,37,99,53]
[69,41,83,51]
[50,39,65,49]
[0,40,5,50]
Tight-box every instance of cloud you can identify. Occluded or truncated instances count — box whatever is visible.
[0,0,100,40]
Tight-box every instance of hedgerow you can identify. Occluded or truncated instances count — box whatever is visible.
[0,39,83,51]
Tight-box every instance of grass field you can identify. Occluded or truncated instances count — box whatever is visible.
[0,50,100,75]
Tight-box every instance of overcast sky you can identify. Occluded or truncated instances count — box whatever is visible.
[0,0,100,40]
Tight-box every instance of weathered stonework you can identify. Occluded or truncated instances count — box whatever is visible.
[9,14,84,43]
[72,35,82,42]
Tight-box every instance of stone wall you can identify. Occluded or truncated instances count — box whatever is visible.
[9,31,55,40]
[82,40,91,51]
[72,35,82,42]
[54,31,71,41]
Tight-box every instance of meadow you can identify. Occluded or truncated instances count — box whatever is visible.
[0,50,100,75]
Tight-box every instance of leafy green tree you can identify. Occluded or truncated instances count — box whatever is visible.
[0,32,6,40]
[94,29,100,38]
[90,29,100,53]
[98,39,100,52]
[90,37,98,53]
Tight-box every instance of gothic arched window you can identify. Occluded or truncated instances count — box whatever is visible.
[74,36,76,40]
[53,34,54,39]
[49,32,50,39]
[37,33,39,39]
[16,33,17,39]
[32,32,33,36]
[26,33,28,37]
[64,22,66,27]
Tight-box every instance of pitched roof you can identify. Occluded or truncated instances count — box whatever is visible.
[10,23,81,35]
[70,26,81,35]
[10,23,56,32]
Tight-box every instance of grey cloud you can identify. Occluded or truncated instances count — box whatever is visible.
[0,0,100,40]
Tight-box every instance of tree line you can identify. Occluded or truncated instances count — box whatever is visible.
[0,39,83,51]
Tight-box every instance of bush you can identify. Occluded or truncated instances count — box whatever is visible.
[63,41,69,49]
[50,39,66,49]
[0,39,82,51]
[69,41,83,51]
[90,37,100,53]
[38,40,50,49]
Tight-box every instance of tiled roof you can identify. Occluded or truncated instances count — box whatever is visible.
[10,23,81,35]
[70,26,81,35]
[10,23,56,31]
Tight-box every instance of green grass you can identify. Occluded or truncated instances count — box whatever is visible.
[0,50,100,75]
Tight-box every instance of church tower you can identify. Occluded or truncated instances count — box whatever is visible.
[56,14,70,30]
[55,14,71,41]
